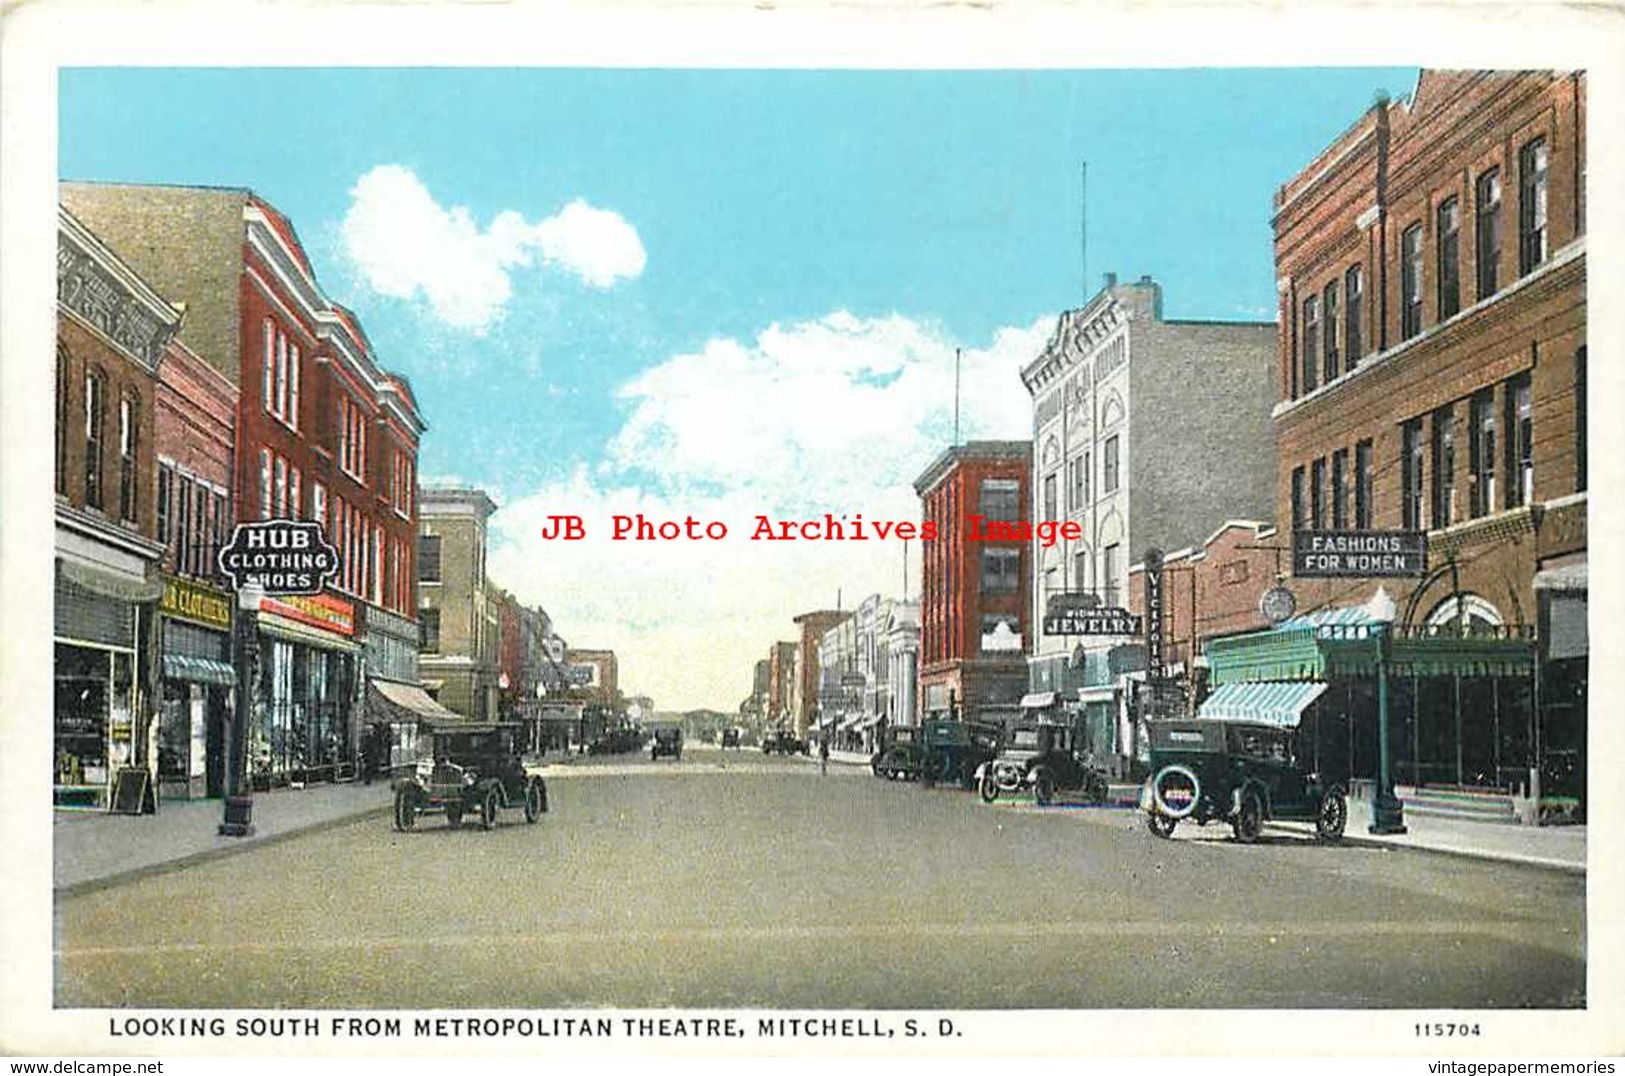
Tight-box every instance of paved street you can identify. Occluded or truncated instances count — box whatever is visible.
[55,746,1583,1009]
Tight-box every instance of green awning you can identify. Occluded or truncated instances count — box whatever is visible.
[1207,622,1533,685]
[161,653,237,686]
[1205,625,1326,685]
[1197,681,1328,727]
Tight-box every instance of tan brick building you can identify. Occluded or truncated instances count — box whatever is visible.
[417,487,501,720]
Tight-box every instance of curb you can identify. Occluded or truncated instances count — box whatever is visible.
[1263,822,1586,876]
[55,802,393,900]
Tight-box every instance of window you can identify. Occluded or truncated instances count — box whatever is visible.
[288,466,302,521]
[1431,406,1457,529]
[391,450,416,516]
[313,482,328,531]
[192,481,209,576]
[418,534,443,583]
[980,613,1020,655]
[1402,419,1424,531]
[1345,265,1363,369]
[1355,440,1373,529]
[176,474,193,573]
[1469,390,1497,518]
[1103,435,1120,493]
[288,343,301,429]
[1310,457,1327,529]
[1519,138,1549,275]
[1575,349,1586,493]
[1506,373,1533,506]
[258,449,272,520]
[1322,282,1339,384]
[274,456,288,519]
[372,525,384,605]
[1476,169,1501,299]
[1070,453,1089,514]
[1073,549,1089,594]
[56,351,69,495]
[1401,223,1424,340]
[1331,449,1348,529]
[420,608,441,653]
[338,396,368,481]
[118,393,139,522]
[1437,197,1461,320]
[262,319,275,417]
[1101,544,1121,608]
[1290,466,1306,532]
[1042,474,1058,523]
[1301,295,1320,393]
[981,548,1020,593]
[979,476,1020,522]
[83,369,105,509]
[156,463,174,545]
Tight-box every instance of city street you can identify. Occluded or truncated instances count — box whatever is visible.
[54,745,1584,1010]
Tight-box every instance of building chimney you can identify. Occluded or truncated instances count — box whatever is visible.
[1103,272,1117,289]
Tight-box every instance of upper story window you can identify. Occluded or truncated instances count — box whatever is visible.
[1519,137,1549,275]
[83,368,105,510]
[1330,448,1348,530]
[337,395,368,482]
[1402,419,1424,531]
[1042,473,1058,523]
[156,462,173,546]
[261,318,300,430]
[1101,543,1120,608]
[1401,223,1424,340]
[56,347,70,496]
[1469,389,1497,518]
[1322,282,1339,384]
[1431,406,1457,529]
[1354,439,1373,529]
[1508,372,1533,506]
[1573,350,1586,494]
[1437,197,1461,320]
[980,547,1020,593]
[1301,295,1320,393]
[1290,466,1306,532]
[259,448,272,520]
[1070,453,1089,514]
[118,392,139,523]
[1310,457,1327,529]
[1345,265,1363,368]
[979,477,1019,522]
[1103,435,1120,493]
[418,534,443,583]
[1476,169,1502,300]
[391,450,415,517]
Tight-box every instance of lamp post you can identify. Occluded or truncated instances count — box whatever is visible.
[1367,585,1407,834]
[219,579,263,837]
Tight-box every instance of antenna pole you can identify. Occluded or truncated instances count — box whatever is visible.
[953,347,962,445]
[1081,160,1089,301]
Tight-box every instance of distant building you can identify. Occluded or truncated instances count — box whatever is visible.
[791,610,849,738]
[417,487,500,720]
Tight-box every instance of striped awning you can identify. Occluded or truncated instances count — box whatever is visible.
[1196,681,1329,728]
[1020,691,1058,709]
[161,653,237,686]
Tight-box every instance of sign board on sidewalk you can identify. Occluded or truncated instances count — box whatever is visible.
[217,520,340,596]
[1292,530,1426,578]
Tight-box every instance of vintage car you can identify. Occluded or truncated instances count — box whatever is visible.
[976,716,1109,806]
[650,726,684,761]
[392,721,548,831]
[870,725,922,780]
[918,719,1004,789]
[760,728,806,755]
[720,727,742,749]
[1139,718,1347,843]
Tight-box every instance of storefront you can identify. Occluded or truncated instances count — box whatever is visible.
[1203,606,1536,796]
[253,591,360,788]
[365,677,462,773]
[156,575,235,800]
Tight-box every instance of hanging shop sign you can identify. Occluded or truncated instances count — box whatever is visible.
[1292,530,1426,578]
[218,520,340,596]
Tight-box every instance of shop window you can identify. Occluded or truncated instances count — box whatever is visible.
[1401,223,1423,340]
[1344,265,1363,370]
[1437,197,1461,320]
[1476,169,1502,299]
[83,368,105,509]
[1519,137,1549,275]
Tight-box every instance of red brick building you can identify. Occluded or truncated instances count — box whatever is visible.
[791,611,848,738]
[61,183,429,787]
[914,441,1031,727]
[1270,71,1586,799]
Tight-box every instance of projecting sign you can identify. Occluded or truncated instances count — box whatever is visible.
[217,520,340,596]
[1042,608,1142,636]
[1292,530,1427,578]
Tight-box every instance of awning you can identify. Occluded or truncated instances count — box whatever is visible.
[1197,681,1329,727]
[1020,691,1058,709]
[1077,685,1118,703]
[260,613,363,653]
[1534,563,1587,592]
[367,678,462,724]
[161,653,237,686]
[59,557,164,603]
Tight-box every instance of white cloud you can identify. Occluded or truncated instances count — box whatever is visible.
[488,311,1054,711]
[340,165,646,333]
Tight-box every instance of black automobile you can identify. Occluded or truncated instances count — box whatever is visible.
[720,727,742,749]
[1139,718,1347,843]
[976,716,1109,806]
[870,725,922,780]
[919,719,1004,789]
[650,726,684,761]
[392,721,548,831]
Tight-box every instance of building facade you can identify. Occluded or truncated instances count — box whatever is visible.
[417,487,499,721]
[54,207,177,807]
[1271,70,1586,801]
[914,442,1031,728]
[1019,276,1277,771]
[791,610,848,738]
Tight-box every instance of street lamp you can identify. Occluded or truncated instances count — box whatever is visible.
[220,578,264,837]
[1367,585,1407,834]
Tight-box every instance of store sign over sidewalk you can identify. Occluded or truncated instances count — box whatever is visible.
[1293,530,1427,578]
[217,520,340,596]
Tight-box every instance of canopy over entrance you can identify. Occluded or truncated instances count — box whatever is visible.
[1196,681,1328,727]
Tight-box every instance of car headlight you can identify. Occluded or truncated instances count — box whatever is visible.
[462,771,477,787]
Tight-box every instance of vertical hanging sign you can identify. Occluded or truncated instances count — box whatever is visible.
[1143,548,1165,685]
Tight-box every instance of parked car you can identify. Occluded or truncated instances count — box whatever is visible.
[650,726,684,761]
[976,716,1109,806]
[870,725,922,780]
[918,719,1004,789]
[720,727,742,749]
[1139,718,1347,843]
[392,721,548,831]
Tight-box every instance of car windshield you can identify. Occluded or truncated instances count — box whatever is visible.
[437,732,502,757]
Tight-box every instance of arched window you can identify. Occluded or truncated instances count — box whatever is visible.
[1425,594,1505,637]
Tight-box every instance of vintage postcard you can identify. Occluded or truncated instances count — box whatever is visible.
[2,0,1622,1062]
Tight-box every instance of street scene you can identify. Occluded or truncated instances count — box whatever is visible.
[44,65,1588,1018]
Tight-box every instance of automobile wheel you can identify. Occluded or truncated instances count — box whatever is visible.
[1315,789,1348,842]
[393,789,416,831]
[1146,813,1177,839]
[920,761,937,789]
[1232,792,1263,843]
[480,787,500,831]
[524,779,544,824]
[1032,771,1055,806]
[444,805,463,829]
[978,772,999,804]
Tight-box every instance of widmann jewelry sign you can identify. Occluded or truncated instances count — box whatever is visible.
[159,574,232,630]
[1293,530,1427,578]
[1042,608,1142,636]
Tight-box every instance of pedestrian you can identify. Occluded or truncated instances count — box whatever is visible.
[819,731,830,776]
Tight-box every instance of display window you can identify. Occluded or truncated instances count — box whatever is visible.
[54,641,134,796]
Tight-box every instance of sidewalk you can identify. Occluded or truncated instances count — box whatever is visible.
[54,780,394,896]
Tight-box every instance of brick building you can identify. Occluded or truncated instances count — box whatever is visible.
[1269,70,1586,800]
[766,640,797,727]
[61,182,429,789]
[791,610,848,738]
[914,442,1031,728]
[53,206,178,807]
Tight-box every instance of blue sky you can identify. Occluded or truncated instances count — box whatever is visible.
[60,67,1417,707]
